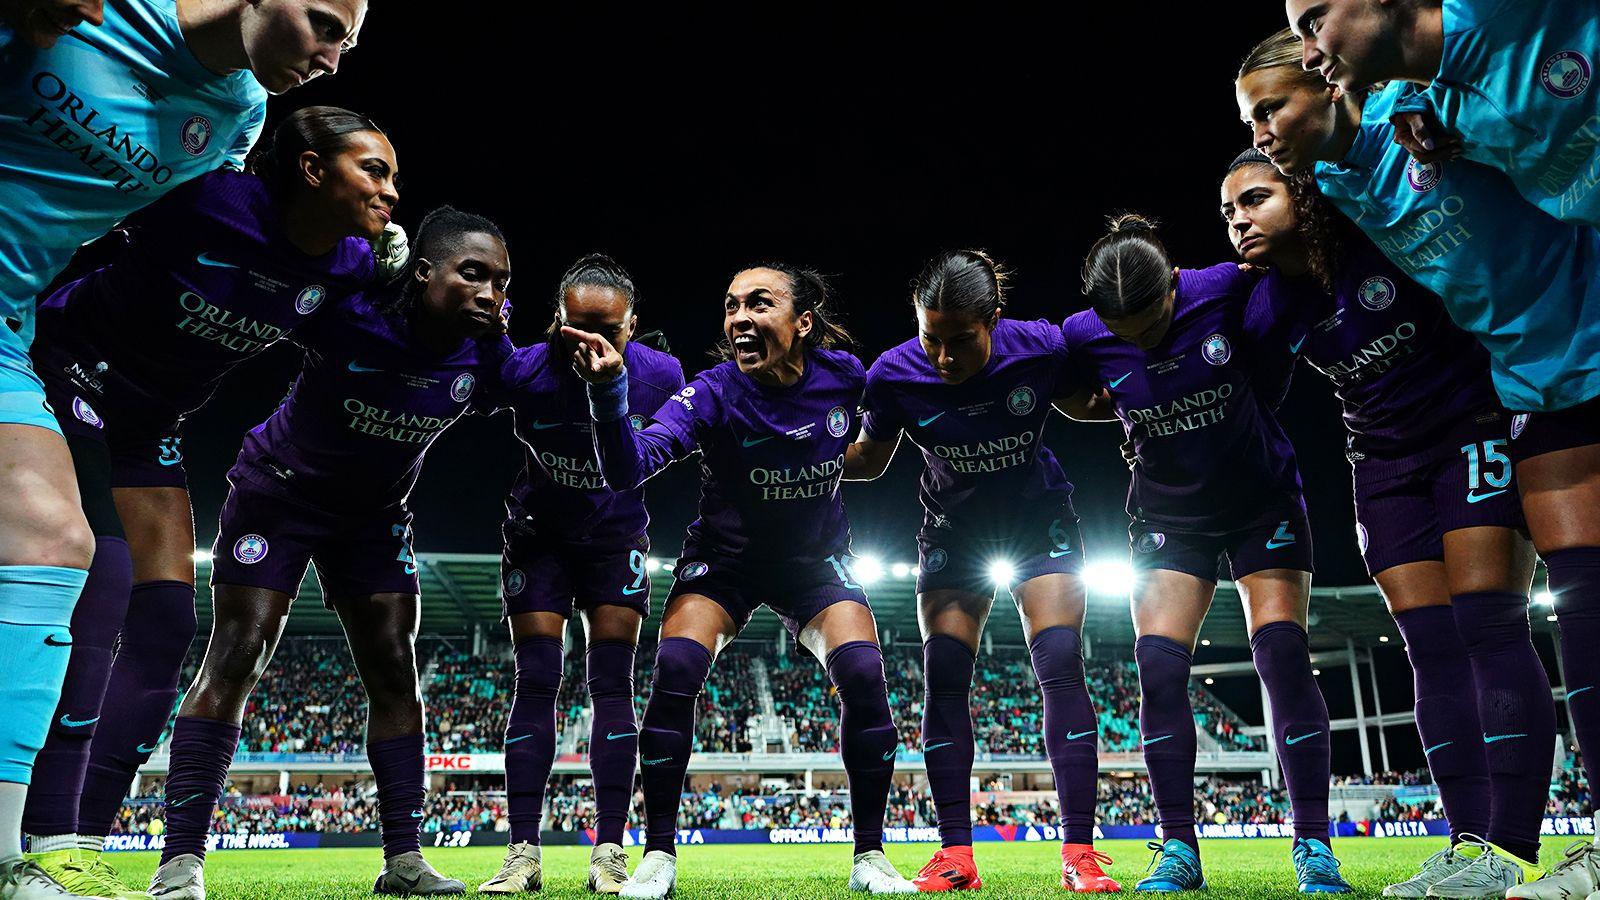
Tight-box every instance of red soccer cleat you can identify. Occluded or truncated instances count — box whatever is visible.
[913,846,984,892]
[1062,844,1122,893]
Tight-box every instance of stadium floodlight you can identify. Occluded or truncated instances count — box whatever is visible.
[1312,668,1322,676]
[1199,639,1212,647]
[192,548,212,563]
[1549,614,1560,622]
[1535,590,1555,607]
[852,555,885,587]
[646,557,662,573]
[1204,677,1214,685]
[890,562,913,579]
[1378,635,1389,643]
[987,560,1016,586]
[1083,559,1135,596]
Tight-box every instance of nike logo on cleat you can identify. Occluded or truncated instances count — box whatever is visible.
[1423,741,1453,755]
[59,714,99,728]
[1066,730,1096,741]
[741,435,774,447]
[606,731,636,741]
[1285,731,1322,745]
[504,734,532,745]
[1142,734,1173,746]
[195,252,238,269]
[1109,372,1131,388]
[924,741,954,752]
[1467,489,1507,503]
[1483,732,1528,744]
[917,413,946,427]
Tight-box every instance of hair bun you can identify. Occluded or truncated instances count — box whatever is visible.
[1108,213,1157,236]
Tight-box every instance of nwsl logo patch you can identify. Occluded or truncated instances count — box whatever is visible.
[504,569,526,597]
[1135,532,1166,553]
[1407,157,1441,193]
[677,561,709,581]
[1542,51,1592,99]
[1510,414,1529,440]
[1007,386,1037,416]
[628,414,646,431]
[71,396,102,428]
[1201,334,1231,366]
[1358,276,1396,311]
[826,406,850,437]
[451,373,475,402]
[180,115,212,156]
[233,534,269,565]
[922,548,948,573]
[295,285,326,315]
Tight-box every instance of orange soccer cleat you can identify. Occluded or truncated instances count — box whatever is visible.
[1062,844,1123,893]
[913,845,984,892]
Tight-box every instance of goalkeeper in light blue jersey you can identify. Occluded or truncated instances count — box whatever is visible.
[1289,0,1600,229]
[0,2,365,898]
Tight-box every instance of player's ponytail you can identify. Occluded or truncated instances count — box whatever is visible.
[911,249,1007,322]
[249,106,386,197]
[1082,213,1174,319]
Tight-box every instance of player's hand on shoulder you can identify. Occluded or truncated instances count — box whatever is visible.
[1390,110,1463,166]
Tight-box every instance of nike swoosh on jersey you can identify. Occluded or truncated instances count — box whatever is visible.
[526,421,562,430]
[741,435,774,447]
[1109,372,1132,388]
[196,252,239,269]
[1285,731,1322,745]
[917,412,946,427]
[1467,489,1508,503]
[347,361,384,373]
[1290,336,1306,353]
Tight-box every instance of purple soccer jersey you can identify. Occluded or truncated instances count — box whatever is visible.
[501,339,685,544]
[592,347,865,563]
[228,292,510,512]
[1061,264,1303,535]
[32,169,373,421]
[1249,236,1500,456]
[862,318,1078,539]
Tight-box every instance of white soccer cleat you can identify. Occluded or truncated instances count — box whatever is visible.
[1508,839,1600,900]
[619,850,675,900]
[1384,845,1474,897]
[589,843,630,895]
[147,854,204,900]
[478,842,541,894]
[848,850,918,894]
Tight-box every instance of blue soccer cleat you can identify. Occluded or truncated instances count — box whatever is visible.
[1293,838,1354,894]
[1135,839,1206,892]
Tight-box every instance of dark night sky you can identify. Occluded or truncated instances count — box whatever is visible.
[172,5,1367,585]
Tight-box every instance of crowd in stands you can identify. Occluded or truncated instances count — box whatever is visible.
[112,781,507,836]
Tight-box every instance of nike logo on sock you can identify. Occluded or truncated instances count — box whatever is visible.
[1142,734,1173,746]
[170,793,204,808]
[882,749,897,760]
[923,741,954,752]
[641,757,672,766]
[1285,731,1322,745]
[1483,732,1528,744]
[1066,730,1096,741]
[410,810,424,818]
[43,633,72,647]
[505,734,532,745]
[1423,741,1454,755]
[606,731,637,741]
[1290,336,1306,354]
[1467,489,1508,503]
[59,714,100,728]
[1109,372,1131,388]
[917,413,946,427]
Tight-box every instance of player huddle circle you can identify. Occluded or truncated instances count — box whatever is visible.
[1,1,1599,899]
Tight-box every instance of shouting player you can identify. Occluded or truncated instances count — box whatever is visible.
[479,255,683,894]
[563,263,917,898]
[845,249,1119,892]
[151,208,509,900]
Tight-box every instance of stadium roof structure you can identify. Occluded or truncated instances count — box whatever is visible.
[194,553,1560,651]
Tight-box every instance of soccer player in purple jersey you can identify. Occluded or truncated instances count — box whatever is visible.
[1223,149,1551,897]
[1062,216,1349,894]
[843,250,1120,893]
[562,263,916,899]
[478,255,684,896]
[17,106,394,900]
[152,208,510,900]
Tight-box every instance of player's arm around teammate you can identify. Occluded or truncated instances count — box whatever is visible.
[153,209,510,900]
[1062,216,1348,895]
[1237,35,1600,898]
[479,255,685,896]
[14,106,396,900]
[565,263,917,899]
[1220,147,1551,894]
[844,250,1120,893]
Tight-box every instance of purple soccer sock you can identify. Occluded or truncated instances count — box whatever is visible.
[921,635,976,848]
[505,636,563,846]
[639,638,712,856]
[1549,549,1600,812]
[79,580,197,837]
[1135,635,1199,851]
[1394,606,1490,842]
[23,537,132,838]
[1451,592,1553,862]
[827,641,897,855]
[369,732,425,859]
[1251,621,1332,844]
[1030,626,1099,846]
[159,716,240,864]
[586,639,639,847]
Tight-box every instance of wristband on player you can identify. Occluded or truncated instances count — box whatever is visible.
[586,368,630,422]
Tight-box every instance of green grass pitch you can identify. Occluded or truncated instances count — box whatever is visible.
[99,837,1579,899]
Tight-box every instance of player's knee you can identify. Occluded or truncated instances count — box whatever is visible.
[4,506,97,569]
[826,641,888,705]
[650,637,713,696]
